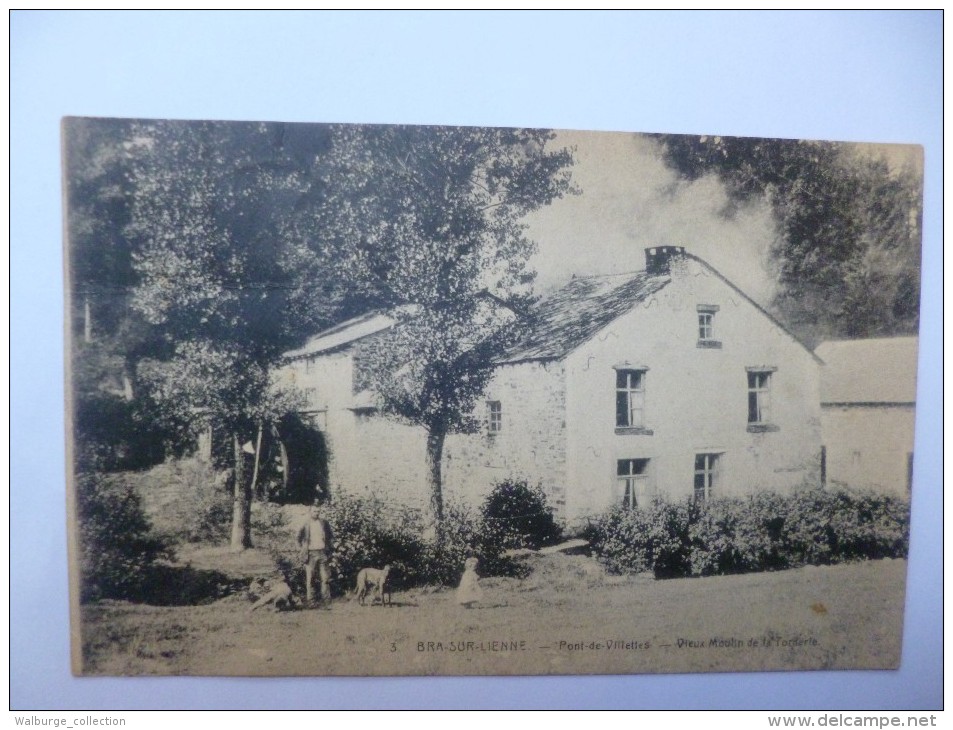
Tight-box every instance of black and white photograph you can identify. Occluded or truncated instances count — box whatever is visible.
[64,118,922,677]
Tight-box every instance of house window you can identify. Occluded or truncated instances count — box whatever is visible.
[696,304,721,348]
[694,453,719,502]
[488,400,502,434]
[746,367,778,431]
[698,312,714,340]
[616,369,646,428]
[618,458,650,509]
[303,387,318,409]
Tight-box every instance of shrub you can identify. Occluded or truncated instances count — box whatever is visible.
[480,479,563,550]
[76,473,174,602]
[688,493,797,576]
[322,495,425,595]
[184,479,232,544]
[583,505,654,575]
[584,499,694,578]
[842,492,910,560]
[647,499,696,579]
[432,504,528,583]
[587,488,910,580]
[319,493,530,595]
[419,505,485,586]
[122,457,232,544]
[73,391,191,474]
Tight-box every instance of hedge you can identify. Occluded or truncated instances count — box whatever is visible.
[585,488,910,579]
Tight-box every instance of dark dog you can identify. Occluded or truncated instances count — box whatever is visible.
[354,565,392,606]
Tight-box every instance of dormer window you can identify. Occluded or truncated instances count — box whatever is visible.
[697,304,721,349]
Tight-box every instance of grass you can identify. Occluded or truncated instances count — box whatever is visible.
[77,461,908,676]
[78,552,907,676]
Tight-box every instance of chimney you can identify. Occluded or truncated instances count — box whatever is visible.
[644,246,686,275]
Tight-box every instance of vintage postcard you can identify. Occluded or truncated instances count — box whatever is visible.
[64,118,922,676]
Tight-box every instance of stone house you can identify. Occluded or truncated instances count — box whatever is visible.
[275,247,823,522]
[814,337,918,495]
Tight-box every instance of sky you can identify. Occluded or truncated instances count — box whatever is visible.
[525,130,779,306]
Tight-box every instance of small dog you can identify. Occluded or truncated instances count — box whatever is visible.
[250,577,295,612]
[354,565,392,606]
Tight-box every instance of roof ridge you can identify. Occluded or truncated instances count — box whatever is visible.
[570,268,649,280]
[816,335,918,345]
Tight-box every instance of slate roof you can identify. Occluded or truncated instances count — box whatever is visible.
[814,337,919,404]
[496,271,671,363]
[282,310,399,360]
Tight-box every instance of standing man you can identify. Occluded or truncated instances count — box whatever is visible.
[297,500,333,607]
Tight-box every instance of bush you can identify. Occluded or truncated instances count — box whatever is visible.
[73,392,191,474]
[318,493,531,596]
[119,457,232,544]
[480,479,563,550]
[419,505,485,586]
[587,488,910,579]
[77,474,174,602]
[322,495,426,595]
[648,499,696,579]
[428,504,528,583]
[584,499,694,578]
[583,505,654,575]
[184,479,232,544]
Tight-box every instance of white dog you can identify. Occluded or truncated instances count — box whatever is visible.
[354,565,392,606]
[250,576,295,611]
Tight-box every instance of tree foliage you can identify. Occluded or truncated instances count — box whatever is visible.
[309,125,576,523]
[68,119,575,540]
[655,135,922,343]
[124,120,342,548]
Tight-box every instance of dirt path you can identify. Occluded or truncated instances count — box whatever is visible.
[80,554,907,677]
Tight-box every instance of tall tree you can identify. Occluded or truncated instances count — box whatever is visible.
[304,125,576,527]
[125,120,340,550]
[654,134,922,344]
[64,118,184,473]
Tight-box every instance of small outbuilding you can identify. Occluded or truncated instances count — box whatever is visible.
[814,337,919,495]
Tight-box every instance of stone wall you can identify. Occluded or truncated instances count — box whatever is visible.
[444,360,568,512]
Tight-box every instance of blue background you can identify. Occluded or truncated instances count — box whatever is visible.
[10,10,942,710]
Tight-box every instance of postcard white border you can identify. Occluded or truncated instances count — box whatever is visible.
[10,9,942,710]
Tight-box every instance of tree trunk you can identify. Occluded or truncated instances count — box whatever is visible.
[121,358,135,401]
[270,424,289,495]
[197,424,212,462]
[230,431,252,552]
[83,297,92,343]
[249,423,264,500]
[425,428,446,528]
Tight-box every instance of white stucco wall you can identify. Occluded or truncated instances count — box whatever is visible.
[276,256,822,522]
[561,258,822,522]
[821,405,915,495]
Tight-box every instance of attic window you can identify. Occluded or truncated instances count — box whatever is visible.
[696,305,721,349]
